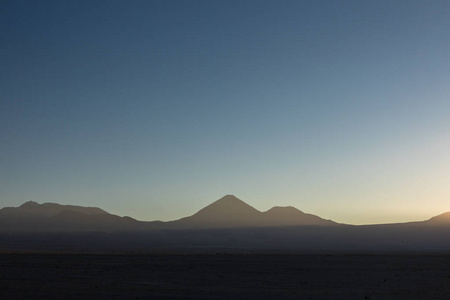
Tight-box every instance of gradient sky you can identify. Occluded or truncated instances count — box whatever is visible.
[2,0,450,224]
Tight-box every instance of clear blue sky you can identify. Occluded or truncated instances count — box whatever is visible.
[2,0,450,224]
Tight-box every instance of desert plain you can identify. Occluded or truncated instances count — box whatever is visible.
[1,253,450,299]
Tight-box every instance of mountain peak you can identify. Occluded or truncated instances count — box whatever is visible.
[213,194,247,205]
[217,194,240,201]
[196,195,260,216]
[172,195,262,228]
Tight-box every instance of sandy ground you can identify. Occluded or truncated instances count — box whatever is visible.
[1,254,450,299]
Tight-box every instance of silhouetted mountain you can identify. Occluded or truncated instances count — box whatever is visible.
[171,195,264,228]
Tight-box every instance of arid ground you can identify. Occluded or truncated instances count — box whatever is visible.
[1,254,450,299]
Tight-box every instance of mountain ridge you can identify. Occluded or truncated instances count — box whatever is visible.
[0,195,449,232]
[0,201,136,232]
[15,201,108,216]
[262,206,337,226]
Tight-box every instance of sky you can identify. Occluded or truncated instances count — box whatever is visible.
[1,0,450,225]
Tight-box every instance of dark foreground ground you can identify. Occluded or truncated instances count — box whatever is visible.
[1,254,450,299]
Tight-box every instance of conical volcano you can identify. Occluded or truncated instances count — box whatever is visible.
[171,195,263,228]
[194,195,260,219]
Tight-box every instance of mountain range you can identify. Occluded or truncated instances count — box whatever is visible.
[0,195,338,231]
[1,195,449,253]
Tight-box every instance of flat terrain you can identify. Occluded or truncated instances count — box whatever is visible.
[1,254,450,299]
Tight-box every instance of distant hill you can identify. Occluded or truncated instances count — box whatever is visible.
[0,201,138,232]
[3,201,108,216]
[262,206,337,226]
